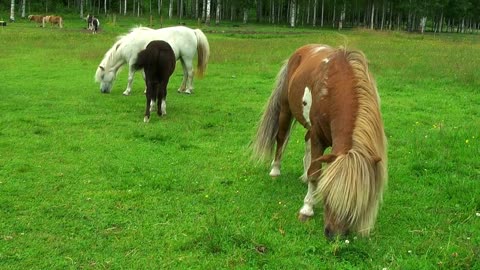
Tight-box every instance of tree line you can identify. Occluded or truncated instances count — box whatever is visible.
[6,0,480,33]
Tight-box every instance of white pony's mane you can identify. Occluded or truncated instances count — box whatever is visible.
[105,27,151,68]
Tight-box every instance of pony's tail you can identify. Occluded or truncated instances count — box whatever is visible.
[316,149,387,236]
[251,62,288,162]
[194,29,210,78]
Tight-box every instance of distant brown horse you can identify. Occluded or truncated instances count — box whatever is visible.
[43,15,63,28]
[28,15,44,26]
[252,44,387,239]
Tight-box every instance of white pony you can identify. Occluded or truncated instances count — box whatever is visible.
[95,26,210,95]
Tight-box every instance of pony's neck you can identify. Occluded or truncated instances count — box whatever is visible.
[102,44,126,72]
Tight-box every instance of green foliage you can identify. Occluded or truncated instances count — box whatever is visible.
[0,16,479,269]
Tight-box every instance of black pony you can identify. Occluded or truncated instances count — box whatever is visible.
[133,40,176,122]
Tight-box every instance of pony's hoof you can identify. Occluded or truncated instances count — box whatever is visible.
[298,213,312,222]
[123,91,131,96]
[184,89,192,94]
[269,168,281,178]
[144,116,150,123]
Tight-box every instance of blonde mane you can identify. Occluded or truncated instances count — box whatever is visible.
[317,48,388,236]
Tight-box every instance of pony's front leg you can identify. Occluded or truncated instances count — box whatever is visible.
[298,132,325,221]
[300,132,312,183]
[123,67,135,96]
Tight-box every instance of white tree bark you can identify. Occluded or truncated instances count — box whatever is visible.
[290,0,296,27]
[202,0,206,21]
[205,0,211,24]
[124,0,127,15]
[21,0,26,18]
[80,0,84,18]
[10,0,15,21]
[313,0,317,26]
[243,8,248,24]
[215,0,221,24]
[104,0,107,14]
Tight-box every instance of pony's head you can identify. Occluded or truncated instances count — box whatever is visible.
[95,65,116,93]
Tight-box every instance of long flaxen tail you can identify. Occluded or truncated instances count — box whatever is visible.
[316,49,387,236]
[251,62,289,162]
[194,29,210,78]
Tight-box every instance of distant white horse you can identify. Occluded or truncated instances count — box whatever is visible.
[95,26,210,95]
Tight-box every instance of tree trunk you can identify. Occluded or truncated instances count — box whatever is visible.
[215,0,221,24]
[290,0,296,27]
[10,0,15,21]
[21,0,26,18]
[202,0,206,21]
[332,0,336,28]
[195,0,199,18]
[312,0,317,26]
[104,0,107,14]
[381,0,385,30]
[256,0,262,23]
[205,0,211,24]
[321,0,324,27]
[124,0,127,15]
[370,2,374,29]
[243,8,248,24]
[168,0,173,18]
[80,0,84,18]
[439,12,443,33]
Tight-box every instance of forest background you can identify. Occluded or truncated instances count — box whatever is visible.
[3,0,480,33]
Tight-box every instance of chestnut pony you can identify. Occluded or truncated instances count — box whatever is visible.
[252,45,387,239]
[132,41,176,122]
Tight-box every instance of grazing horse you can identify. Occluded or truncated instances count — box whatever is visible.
[133,41,176,122]
[43,15,63,28]
[28,15,44,26]
[252,45,387,239]
[87,14,100,33]
[95,26,209,95]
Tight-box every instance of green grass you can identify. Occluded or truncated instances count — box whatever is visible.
[0,15,479,269]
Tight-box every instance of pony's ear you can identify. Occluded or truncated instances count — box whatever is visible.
[98,66,105,71]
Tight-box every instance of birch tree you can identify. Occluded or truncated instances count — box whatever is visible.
[21,0,26,18]
[290,0,296,27]
[10,0,15,21]
[205,0,211,24]
[169,0,173,18]
[216,0,222,25]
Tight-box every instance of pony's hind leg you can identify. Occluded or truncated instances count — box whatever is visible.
[269,110,292,177]
[177,58,188,93]
[157,80,168,116]
[144,97,151,123]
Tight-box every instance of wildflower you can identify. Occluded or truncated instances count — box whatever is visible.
[476,212,480,217]
[345,239,350,244]
[408,250,412,254]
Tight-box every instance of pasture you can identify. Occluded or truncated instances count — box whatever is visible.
[0,15,479,269]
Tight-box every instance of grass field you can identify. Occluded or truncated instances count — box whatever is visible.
[0,14,479,269]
